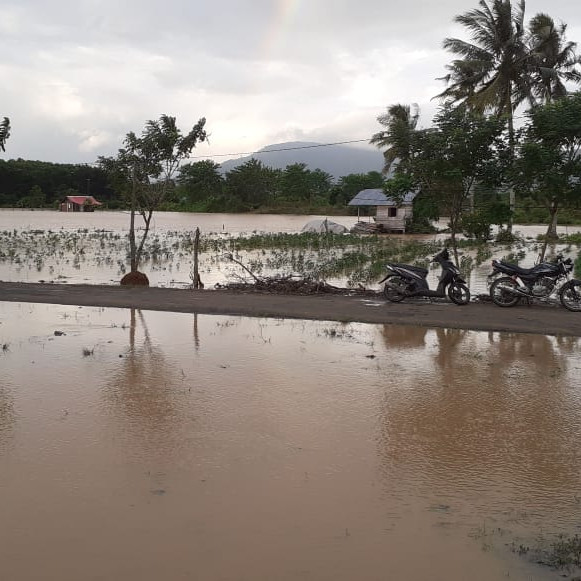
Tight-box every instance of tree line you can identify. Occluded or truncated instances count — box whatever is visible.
[0,156,383,213]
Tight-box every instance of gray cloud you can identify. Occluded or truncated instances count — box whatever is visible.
[1,0,580,164]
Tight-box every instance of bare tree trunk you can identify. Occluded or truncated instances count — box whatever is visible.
[506,108,515,235]
[449,212,460,267]
[129,168,138,272]
[468,182,475,213]
[192,227,203,289]
[134,210,153,269]
[546,201,559,240]
[539,201,559,261]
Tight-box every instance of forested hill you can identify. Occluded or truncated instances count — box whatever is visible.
[219,141,384,179]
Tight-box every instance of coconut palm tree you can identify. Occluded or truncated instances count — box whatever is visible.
[435,1,532,231]
[370,103,420,174]
[527,13,581,103]
[437,1,532,120]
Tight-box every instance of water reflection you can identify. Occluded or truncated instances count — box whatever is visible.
[0,381,15,450]
[381,324,428,349]
[2,303,580,580]
[192,312,200,351]
[376,325,581,533]
[103,309,189,464]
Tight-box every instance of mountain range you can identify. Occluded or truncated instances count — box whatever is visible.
[219,141,384,180]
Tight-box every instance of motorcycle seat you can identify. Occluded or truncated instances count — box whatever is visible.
[388,263,429,277]
[497,260,559,277]
[494,261,541,276]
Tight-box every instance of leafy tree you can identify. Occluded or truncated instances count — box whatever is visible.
[18,185,46,208]
[0,118,10,152]
[513,92,581,258]
[329,171,383,207]
[279,163,332,203]
[370,104,420,174]
[309,169,333,202]
[279,163,311,201]
[99,115,208,279]
[177,160,224,205]
[224,159,279,210]
[395,106,507,263]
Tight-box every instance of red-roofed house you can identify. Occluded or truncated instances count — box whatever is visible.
[60,195,102,212]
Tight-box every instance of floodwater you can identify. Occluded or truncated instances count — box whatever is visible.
[1,210,580,294]
[1,302,581,580]
[0,208,360,235]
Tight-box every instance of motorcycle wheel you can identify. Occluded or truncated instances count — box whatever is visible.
[448,282,470,305]
[559,280,581,312]
[383,275,408,303]
[489,277,521,307]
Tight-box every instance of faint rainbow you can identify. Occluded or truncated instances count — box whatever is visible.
[261,0,300,58]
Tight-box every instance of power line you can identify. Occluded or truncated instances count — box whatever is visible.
[188,138,372,160]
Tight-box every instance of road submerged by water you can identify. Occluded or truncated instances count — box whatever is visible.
[1,281,580,336]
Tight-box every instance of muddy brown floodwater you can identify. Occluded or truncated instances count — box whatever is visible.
[1,302,581,580]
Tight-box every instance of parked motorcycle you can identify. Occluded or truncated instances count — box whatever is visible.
[379,248,470,305]
[488,254,581,311]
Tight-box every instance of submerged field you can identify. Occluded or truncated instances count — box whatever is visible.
[0,223,580,299]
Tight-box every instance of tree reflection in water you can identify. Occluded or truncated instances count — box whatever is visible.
[381,325,428,350]
[375,325,581,528]
[104,309,191,467]
[0,381,14,450]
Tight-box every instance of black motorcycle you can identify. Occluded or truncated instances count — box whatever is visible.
[379,248,470,305]
[488,254,581,311]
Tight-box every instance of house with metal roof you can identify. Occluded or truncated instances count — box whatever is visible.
[59,195,102,212]
[348,188,417,233]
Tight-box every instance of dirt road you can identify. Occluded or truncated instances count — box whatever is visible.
[0,281,580,336]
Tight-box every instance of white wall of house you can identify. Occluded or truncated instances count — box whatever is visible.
[376,205,413,232]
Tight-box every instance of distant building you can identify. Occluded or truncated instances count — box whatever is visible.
[59,195,102,212]
[348,188,417,233]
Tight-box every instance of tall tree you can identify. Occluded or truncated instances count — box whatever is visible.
[177,160,224,205]
[436,1,581,231]
[0,117,10,152]
[329,171,383,206]
[279,163,332,203]
[99,115,208,282]
[437,1,530,121]
[527,13,581,103]
[436,0,530,232]
[370,104,420,174]
[383,106,506,264]
[224,159,279,210]
[513,92,581,258]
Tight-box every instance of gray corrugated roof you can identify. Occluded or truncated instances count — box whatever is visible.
[348,188,417,206]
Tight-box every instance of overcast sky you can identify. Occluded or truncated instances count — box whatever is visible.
[2,0,580,165]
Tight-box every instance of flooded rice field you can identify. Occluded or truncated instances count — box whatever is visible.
[1,209,580,296]
[1,302,581,580]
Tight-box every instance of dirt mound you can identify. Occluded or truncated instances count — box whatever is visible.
[120,271,150,286]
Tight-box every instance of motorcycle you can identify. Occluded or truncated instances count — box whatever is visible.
[379,247,470,305]
[488,254,581,311]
